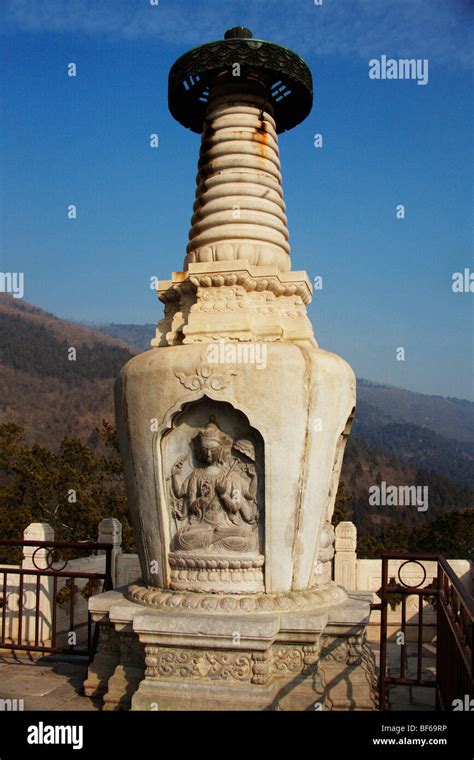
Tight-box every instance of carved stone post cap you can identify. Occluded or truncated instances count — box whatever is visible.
[22,522,55,563]
[335,521,357,550]
[98,518,122,544]
[23,522,54,540]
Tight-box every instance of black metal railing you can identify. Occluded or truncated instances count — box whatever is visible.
[0,538,113,661]
[436,555,474,710]
[371,552,473,711]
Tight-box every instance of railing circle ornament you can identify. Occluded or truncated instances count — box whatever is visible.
[397,559,427,589]
[32,547,68,572]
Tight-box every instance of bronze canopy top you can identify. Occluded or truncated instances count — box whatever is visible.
[168,27,313,134]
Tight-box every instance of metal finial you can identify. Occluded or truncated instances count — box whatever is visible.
[224,27,253,40]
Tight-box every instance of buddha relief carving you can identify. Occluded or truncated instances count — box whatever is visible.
[170,417,259,554]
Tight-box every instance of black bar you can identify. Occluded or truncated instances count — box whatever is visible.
[0,641,89,655]
[87,604,92,657]
[436,560,443,710]
[417,594,423,682]
[17,571,24,645]
[383,586,438,596]
[400,594,406,679]
[438,588,472,673]
[51,574,57,650]
[69,579,75,649]
[438,557,474,614]
[34,574,40,648]
[379,556,388,710]
[380,552,440,561]
[104,546,113,591]
[0,539,113,550]
[0,567,110,579]
[385,676,436,687]
[1,570,7,645]
[89,619,101,664]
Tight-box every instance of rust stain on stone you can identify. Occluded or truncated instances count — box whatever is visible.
[255,112,269,159]
[199,160,214,180]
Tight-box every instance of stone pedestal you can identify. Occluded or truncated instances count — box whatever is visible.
[86,586,376,711]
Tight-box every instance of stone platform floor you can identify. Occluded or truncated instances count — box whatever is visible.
[0,641,436,711]
[0,651,100,711]
[369,640,436,711]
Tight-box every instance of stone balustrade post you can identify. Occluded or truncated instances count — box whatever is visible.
[98,518,122,588]
[334,521,357,591]
[21,522,55,645]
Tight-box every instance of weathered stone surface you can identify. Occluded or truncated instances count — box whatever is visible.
[86,28,376,712]
[185,81,290,273]
[83,621,121,699]
[115,49,355,602]
[84,588,376,711]
[102,632,145,711]
[127,580,347,613]
[116,342,355,596]
[0,656,100,711]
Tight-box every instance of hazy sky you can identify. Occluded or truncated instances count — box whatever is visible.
[1,0,473,399]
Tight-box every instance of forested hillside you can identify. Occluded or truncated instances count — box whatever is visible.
[1,296,472,559]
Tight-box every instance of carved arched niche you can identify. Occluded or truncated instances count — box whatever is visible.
[161,396,265,593]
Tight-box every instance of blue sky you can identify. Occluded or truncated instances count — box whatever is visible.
[1,0,473,399]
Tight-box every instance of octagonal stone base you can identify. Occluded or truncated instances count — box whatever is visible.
[84,586,377,711]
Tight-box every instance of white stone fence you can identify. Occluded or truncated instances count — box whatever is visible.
[0,519,141,648]
[334,521,473,642]
[1,519,471,647]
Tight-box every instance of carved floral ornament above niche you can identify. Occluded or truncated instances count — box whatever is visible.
[174,365,237,391]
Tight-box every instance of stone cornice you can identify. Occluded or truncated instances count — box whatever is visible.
[157,260,313,305]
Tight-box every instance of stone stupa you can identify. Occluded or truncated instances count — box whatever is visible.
[84,27,376,711]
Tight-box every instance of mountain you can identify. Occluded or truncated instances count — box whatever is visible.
[353,374,474,486]
[342,435,474,534]
[90,323,156,352]
[0,295,136,450]
[357,379,474,444]
[1,297,473,538]
[353,401,474,487]
[94,322,474,485]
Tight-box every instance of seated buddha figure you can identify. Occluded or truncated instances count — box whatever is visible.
[170,417,259,554]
